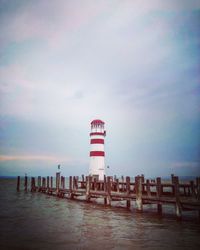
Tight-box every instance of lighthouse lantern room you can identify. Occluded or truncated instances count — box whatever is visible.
[89,119,106,180]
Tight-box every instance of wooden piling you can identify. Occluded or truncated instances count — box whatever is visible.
[86,176,91,201]
[38,176,41,191]
[72,176,78,190]
[104,175,107,205]
[126,176,131,208]
[17,176,20,191]
[94,178,97,191]
[73,176,75,190]
[121,176,124,192]
[47,176,49,189]
[135,176,143,211]
[146,179,151,196]
[76,176,79,189]
[42,177,46,189]
[171,174,175,195]
[31,177,36,192]
[173,176,182,219]
[56,172,60,195]
[116,179,119,193]
[82,174,84,182]
[141,174,145,192]
[69,176,72,191]
[190,180,195,197]
[61,176,65,189]
[196,177,200,200]
[34,177,36,191]
[156,177,162,214]
[81,175,84,188]
[24,175,28,191]
[31,177,33,191]
[50,176,53,189]
[107,176,111,206]
[69,176,73,199]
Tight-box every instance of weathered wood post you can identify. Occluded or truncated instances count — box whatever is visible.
[50,176,53,189]
[60,176,63,189]
[75,176,77,189]
[76,176,79,189]
[121,176,124,192]
[94,178,97,191]
[59,176,65,198]
[183,185,186,196]
[135,176,143,211]
[47,176,49,191]
[156,177,162,214]
[42,177,46,190]
[141,174,145,193]
[73,176,78,190]
[17,176,20,191]
[187,184,191,196]
[38,176,41,191]
[33,177,36,191]
[146,179,151,196]
[69,176,73,199]
[31,177,33,191]
[69,176,72,191]
[62,176,65,189]
[86,176,91,202]
[81,175,84,188]
[116,179,120,193]
[31,177,36,192]
[24,175,28,191]
[106,176,111,206]
[190,180,195,197]
[171,174,175,195]
[56,172,60,196]
[196,177,200,200]
[173,176,182,219]
[197,178,200,220]
[104,175,107,205]
[126,176,131,208]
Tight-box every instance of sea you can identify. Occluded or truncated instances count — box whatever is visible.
[0,177,199,250]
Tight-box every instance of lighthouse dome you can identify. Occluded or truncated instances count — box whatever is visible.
[91,119,105,125]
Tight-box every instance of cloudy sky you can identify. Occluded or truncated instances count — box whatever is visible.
[0,0,200,178]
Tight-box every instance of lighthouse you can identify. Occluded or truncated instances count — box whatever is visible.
[89,119,106,180]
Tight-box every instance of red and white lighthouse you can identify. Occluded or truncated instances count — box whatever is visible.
[89,119,106,180]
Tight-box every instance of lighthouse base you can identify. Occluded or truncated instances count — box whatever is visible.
[89,156,105,181]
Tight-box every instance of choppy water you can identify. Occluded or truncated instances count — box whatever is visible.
[0,178,200,250]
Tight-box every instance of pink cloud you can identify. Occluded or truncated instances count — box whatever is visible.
[0,154,88,166]
[0,154,70,163]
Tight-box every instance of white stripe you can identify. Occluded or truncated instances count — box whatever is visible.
[90,144,104,152]
[90,135,105,140]
[91,128,104,133]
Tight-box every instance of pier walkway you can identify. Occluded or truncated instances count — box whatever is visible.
[17,174,200,220]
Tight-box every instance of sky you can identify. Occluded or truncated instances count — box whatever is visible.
[0,0,200,178]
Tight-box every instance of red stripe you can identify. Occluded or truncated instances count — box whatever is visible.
[90,151,105,157]
[90,132,105,136]
[90,139,104,144]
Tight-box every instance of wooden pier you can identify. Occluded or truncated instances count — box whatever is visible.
[17,174,200,220]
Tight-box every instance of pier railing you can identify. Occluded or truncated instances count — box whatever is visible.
[17,174,200,220]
